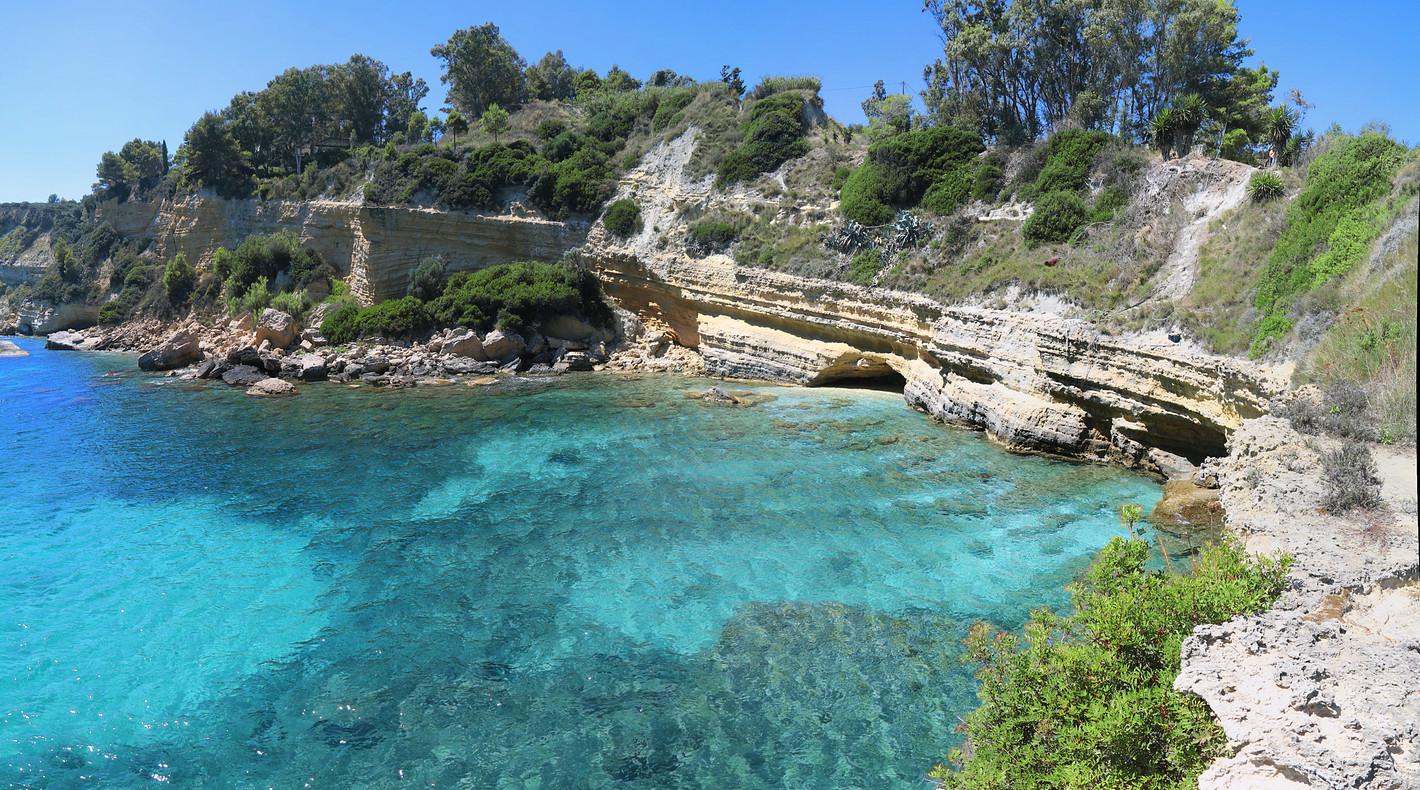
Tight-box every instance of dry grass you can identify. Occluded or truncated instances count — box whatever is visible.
[1174,178,1296,353]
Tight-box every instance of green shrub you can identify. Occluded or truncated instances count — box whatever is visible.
[935,534,1291,789]
[429,261,610,333]
[407,256,446,302]
[352,296,432,339]
[717,93,811,184]
[161,252,196,299]
[1022,190,1089,247]
[1091,185,1130,222]
[687,221,739,256]
[233,275,273,315]
[846,250,884,285]
[97,299,130,325]
[214,231,317,299]
[749,75,821,100]
[1028,129,1113,197]
[971,157,1004,202]
[269,289,314,321]
[1252,132,1411,348]
[651,90,698,133]
[603,199,641,236]
[1248,171,1284,202]
[830,167,851,194]
[838,126,984,224]
[320,304,362,344]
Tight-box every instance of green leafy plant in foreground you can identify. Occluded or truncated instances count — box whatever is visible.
[933,534,1292,790]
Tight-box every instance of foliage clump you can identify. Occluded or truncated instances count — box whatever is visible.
[839,126,985,225]
[1248,171,1284,202]
[602,199,641,236]
[717,93,812,185]
[429,260,611,333]
[1022,190,1089,247]
[934,535,1292,789]
[1251,132,1412,354]
[687,221,740,257]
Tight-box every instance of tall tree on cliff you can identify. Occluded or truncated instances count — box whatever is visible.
[177,113,248,196]
[430,23,527,118]
[921,0,1256,144]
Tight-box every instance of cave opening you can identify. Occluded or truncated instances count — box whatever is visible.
[809,368,908,393]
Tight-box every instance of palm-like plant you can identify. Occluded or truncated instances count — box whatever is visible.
[1174,93,1207,155]
[1265,106,1298,167]
[1150,108,1176,160]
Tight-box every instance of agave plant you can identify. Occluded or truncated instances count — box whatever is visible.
[1150,108,1176,160]
[889,210,933,250]
[826,221,876,255]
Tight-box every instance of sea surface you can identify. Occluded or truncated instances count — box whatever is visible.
[1,337,1160,789]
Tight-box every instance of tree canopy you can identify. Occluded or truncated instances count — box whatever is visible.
[431,23,528,118]
[921,0,1264,145]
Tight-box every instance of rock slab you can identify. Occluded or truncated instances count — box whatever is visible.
[138,329,202,371]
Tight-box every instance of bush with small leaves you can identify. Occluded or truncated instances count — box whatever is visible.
[603,199,641,236]
[407,256,447,302]
[1022,190,1088,247]
[1321,440,1384,512]
[846,250,884,285]
[162,252,197,300]
[687,221,739,256]
[1248,171,1284,202]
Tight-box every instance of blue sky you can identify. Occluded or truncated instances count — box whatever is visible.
[1,0,1416,203]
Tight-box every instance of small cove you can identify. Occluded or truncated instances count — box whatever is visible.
[1,336,1161,788]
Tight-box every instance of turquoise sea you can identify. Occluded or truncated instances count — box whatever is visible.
[1,336,1160,789]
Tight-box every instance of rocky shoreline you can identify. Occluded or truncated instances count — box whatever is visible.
[1179,418,1419,790]
[35,306,707,396]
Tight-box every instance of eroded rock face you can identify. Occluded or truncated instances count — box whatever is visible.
[1176,418,1420,790]
[97,196,589,303]
[137,329,202,371]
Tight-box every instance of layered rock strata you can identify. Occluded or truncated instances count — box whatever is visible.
[589,239,1285,468]
[1177,419,1420,789]
[97,195,589,303]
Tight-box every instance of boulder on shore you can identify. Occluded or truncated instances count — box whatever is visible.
[482,330,525,360]
[295,353,328,382]
[246,377,296,396]
[443,330,488,360]
[45,331,90,351]
[254,309,298,349]
[138,329,202,371]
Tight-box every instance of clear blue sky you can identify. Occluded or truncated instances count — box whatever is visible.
[1,0,1416,203]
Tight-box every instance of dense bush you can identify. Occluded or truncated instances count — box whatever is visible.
[1091,185,1130,222]
[750,75,822,100]
[1026,129,1113,198]
[1022,190,1089,246]
[717,93,811,184]
[269,289,315,321]
[1248,171,1284,201]
[98,299,130,325]
[687,221,739,256]
[214,231,319,299]
[428,261,611,333]
[1251,132,1411,350]
[407,256,446,302]
[839,126,984,224]
[320,304,362,344]
[935,535,1292,789]
[162,252,196,300]
[1321,440,1384,512]
[603,199,641,236]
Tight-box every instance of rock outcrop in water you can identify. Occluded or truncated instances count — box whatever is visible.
[1176,418,1420,789]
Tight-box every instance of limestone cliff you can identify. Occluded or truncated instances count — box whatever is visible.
[583,133,1287,469]
[97,193,589,303]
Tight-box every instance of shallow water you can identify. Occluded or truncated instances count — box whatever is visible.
[0,337,1160,788]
